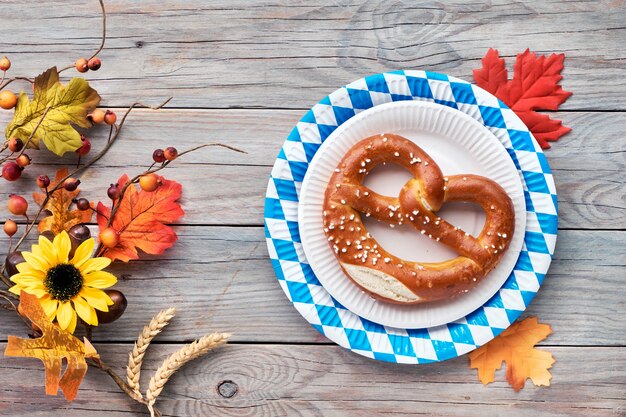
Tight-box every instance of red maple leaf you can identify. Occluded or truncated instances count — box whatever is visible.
[473,48,572,148]
[96,174,184,262]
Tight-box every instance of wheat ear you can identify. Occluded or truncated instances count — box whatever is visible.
[126,308,177,398]
[145,332,230,416]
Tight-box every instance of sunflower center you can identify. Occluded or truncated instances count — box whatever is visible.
[44,264,83,301]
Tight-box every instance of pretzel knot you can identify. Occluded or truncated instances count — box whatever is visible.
[322,134,515,304]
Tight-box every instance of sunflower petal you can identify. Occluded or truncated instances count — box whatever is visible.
[21,251,51,273]
[56,301,74,331]
[16,261,40,274]
[79,287,111,311]
[10,270,45,284]
[53,231,72,264]
[83,270,117,289]
[71,238,95,268]
[11,277,46,291]
[73,296,98,326]
[8,285,21,295]
[67,308,78,333]
[34,234,57,261]
[20,286,49,298]
[79,257,111,275]
[39,295,59,319]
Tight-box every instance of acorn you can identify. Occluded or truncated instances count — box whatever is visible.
[40,230,55,241]
[4,251,25,276]
[96,289,127,323]
[68,223,91,258]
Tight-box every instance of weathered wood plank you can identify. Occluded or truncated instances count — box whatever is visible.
[0,344,623,416]
[1,227,624,345]
[0,1,624,110]
[0,110,624,229]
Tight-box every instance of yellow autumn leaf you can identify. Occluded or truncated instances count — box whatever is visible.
[4,291,98,401]
[468,316,555,391]
[5,66,100,156]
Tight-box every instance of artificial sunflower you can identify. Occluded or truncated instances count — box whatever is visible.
[9,231,117,333]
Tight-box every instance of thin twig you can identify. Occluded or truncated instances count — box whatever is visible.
[59,0,106,74]
[0,76,34,91]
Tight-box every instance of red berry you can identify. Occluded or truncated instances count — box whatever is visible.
[16,154,31,168]
[88,109,105,124]
[104,110,117,125]
[152,149,165,163]
[0,56,11,71]
[3,219,17,237]
[99,227,119,248]
[74,198,91,211]
[0,91,17,110]
[37,175,50,189]
[107,184,120,200]
[64,178,81,192]
[76,136,91,156]
[88,57,101,71]
[2,162,22,181]
[164,147,178,161]
[75,58,89,73]
[7,138,23,152]
[139,173,160,192]
[8,194,28,216]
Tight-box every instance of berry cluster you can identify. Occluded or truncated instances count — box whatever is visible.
[74,57,101,73]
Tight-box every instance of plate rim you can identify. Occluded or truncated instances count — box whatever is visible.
[297,99,527,329]
[264,69,558,364]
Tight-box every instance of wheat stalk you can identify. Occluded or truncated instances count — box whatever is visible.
[145,332,230,416]
[126,308,176,398]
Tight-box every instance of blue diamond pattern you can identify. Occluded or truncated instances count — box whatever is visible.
[264,70,557,364]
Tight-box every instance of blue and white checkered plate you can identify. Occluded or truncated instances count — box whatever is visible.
[264,71,558,364]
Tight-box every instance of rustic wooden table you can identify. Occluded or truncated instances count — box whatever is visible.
[1,1,624,416]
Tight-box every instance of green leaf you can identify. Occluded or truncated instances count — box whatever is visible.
[4,67,101,156]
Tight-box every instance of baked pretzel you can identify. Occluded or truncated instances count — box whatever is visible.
[322,133,515,304]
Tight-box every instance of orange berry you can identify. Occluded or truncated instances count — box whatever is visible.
[104,110,117,125]
[139,173,160,192]
[7,138,23,152]
[8,194,28,216]
[16,154,31,168]
[0,56,11,71]
[75,57,89,73]
[88,109,106,124]
[4,219,17,237]
[0,90,17,110]
[99,227,119,248]
[36,175,50,189]
[164,147,178,161]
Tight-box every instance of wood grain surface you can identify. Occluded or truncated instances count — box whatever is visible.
[0,0,624,416]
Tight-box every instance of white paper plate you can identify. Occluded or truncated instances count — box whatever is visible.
[298,100,526,329]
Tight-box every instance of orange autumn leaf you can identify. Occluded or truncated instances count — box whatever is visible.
[469,316,555,391]
[96,174,184,262]
[32,167,92,235]
[4,291,99,401]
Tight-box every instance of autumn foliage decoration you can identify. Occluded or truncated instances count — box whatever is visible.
[0,2,240,415]
[473,48,572,149]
